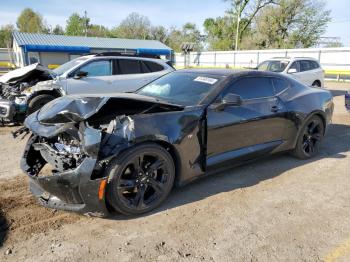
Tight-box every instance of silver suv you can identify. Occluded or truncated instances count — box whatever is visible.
[0,53,174,123]
[49,53,174,95]
[257,57,324,88]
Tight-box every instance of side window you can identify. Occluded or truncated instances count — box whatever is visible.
[140,61,151,73]
[117,59,142,74]
[289,61,299,72]
[311,61,320,69]
[300,60,312,72]
[272,77,289,94]
[226,77,275,100]
[79,60,111,77]
[143,61,164,72]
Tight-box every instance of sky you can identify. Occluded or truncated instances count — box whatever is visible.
[0,0,349,45]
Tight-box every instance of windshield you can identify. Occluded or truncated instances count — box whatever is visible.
[137,72,224,106]
[257,60,289,73]
[53,56,90,76]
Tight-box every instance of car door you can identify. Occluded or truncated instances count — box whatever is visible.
[299,60,315,86]
[110,58,169,93]
[309,60,324,86]
[206,76,286,170]
[286,61,303,82]
[65,59,115,95]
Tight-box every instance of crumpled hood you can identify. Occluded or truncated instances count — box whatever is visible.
[35,93,184,125]
[37,96,109,124]
[0,63,54,84]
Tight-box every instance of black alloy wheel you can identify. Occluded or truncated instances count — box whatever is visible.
[292,115,325,159]
[106,143,175,215]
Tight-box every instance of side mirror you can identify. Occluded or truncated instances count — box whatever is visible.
[287,68,297,74]
[212,93,242,111]
[74,71,88,79]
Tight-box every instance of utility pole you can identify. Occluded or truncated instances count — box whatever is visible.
[235,2,241,51]
[84,10,88,37]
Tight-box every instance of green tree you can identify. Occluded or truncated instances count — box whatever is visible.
[65,13,90,36]
[204,16,236,50]
[166,23,202,52]
[112,13,151,39]
[88,24,110,37]
[150,26,168,43]
[0,24,14,48]
[253,0,331,48]
[52,25,64,35]
[16,8,47,33]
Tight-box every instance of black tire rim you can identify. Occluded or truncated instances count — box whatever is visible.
[116,152,170,210]
[302,119,323,156]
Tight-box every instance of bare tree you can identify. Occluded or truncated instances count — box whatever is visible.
[226,0,276,49]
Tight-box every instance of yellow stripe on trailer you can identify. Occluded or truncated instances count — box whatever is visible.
[324,70,350,76]
[0,61,16,69]
[48,64,60,69]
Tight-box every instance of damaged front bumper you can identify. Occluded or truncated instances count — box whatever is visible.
[21,113,110,217]
[0,98,15,119]
[0,96,28,122]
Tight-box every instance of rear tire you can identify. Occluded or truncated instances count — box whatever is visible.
[292,115,325,159]
[106,143,175,216]
[27,94,56,116]
[312,80,321,88]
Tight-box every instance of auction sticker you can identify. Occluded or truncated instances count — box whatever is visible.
[194,76,218,85]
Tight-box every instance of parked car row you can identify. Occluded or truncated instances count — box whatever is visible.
[0,55,335,216]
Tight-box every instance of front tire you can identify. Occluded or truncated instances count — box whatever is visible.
[27,94,56,116]
[292,115,325,159]
[106,143,175,216]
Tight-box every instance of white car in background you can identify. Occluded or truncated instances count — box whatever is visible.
[257,57,324,88]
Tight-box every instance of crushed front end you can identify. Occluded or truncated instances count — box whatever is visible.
[0,83,31,123]
[21,105,110,217]
[20,94,188,216]
[0,63,54,124]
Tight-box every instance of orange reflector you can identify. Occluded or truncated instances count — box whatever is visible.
[98,179,107,200]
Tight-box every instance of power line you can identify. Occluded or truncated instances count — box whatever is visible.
[328,19,350,24]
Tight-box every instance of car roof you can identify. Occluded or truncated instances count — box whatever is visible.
[175,68,283,78]
[79,54,166,63]
[268,57,318,62]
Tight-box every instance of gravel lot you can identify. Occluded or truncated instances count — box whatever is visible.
[0,82,349,261]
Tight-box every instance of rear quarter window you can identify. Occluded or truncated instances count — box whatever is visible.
[272,77,289,94]
[143,61,164,72]
[311,61,320,69]
[300,60,313,72]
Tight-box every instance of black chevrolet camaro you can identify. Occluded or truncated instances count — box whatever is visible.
[20,69,334,216]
